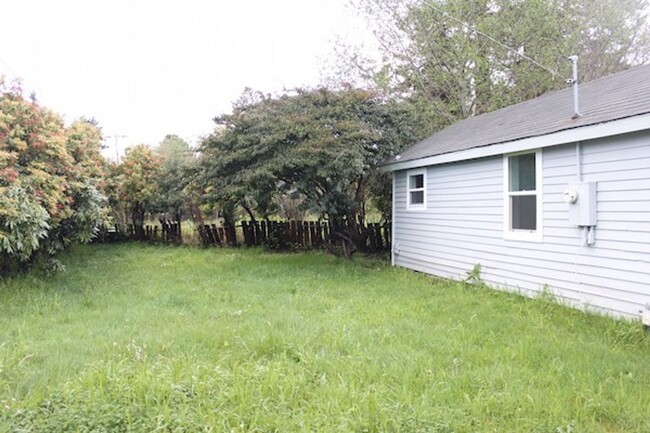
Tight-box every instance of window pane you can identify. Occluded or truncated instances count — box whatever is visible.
[511,195,536,230]
[410,174,424,189]
[410,190,424,205]
[509,153,536,192]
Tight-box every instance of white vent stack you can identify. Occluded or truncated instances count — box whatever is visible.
[568,55,580,118]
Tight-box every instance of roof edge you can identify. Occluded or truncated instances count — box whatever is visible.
[382,112,650,172]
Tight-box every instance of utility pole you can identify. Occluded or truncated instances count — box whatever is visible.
[106,134,127,164]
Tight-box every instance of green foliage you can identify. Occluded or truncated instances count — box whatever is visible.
[107,135,200,232]
[0,186,50,261]
[463,263,484,287]
[108,144,161,228]
[64,118,108,182]
[0,83,109,271]
[350,0,650,132]
[62,181,110,244]
[55,118,110,248]
[0,83,72,221]
[199,87,420,255]
[0,244,649,432]
[153,134,198,222]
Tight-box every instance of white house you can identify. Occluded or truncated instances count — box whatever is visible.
[383,64,650,319]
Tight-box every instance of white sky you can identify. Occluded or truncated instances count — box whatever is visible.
[0,0,374,160]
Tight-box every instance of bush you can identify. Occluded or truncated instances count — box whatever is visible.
[0,83,109,273]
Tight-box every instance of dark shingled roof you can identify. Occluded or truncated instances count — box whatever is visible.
[391,63,650,165]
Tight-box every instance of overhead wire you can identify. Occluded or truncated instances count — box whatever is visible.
[0,55,19,79]
[424,1,562,78]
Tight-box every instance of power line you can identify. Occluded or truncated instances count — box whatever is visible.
[424,2,561,78]
[0,55,19,79]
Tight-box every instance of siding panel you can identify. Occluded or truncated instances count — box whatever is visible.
[393,133,650,318]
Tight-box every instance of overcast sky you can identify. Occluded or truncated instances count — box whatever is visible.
[0,0,374,159]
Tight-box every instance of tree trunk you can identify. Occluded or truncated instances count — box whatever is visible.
[222,211,237,247]
[242,205,264,246]
[131,201,146,240]
[175,211,182,243]
[324,216,358,258]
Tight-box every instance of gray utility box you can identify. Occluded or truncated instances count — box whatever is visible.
[565,182,597,226]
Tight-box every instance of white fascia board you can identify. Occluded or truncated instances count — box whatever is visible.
[382,113,650,172]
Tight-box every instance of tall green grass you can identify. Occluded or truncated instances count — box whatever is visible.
[0,244,648,432]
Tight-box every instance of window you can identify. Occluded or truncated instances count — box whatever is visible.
[407,169,426,210]
[504,151,542,241]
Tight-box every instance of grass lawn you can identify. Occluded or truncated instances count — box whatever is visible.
[0,244,648,432]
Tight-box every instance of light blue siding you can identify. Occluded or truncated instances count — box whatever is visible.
[393,130,650,318]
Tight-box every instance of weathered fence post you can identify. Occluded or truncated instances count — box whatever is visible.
[191,218,391,252]
[241,221,249,246]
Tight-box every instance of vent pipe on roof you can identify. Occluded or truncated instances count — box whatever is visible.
[567,55,580,118]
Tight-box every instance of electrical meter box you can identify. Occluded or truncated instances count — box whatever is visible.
[566,182,597,226]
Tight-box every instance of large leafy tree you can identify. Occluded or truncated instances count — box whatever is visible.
[199,89,291,230]
[65,117,108,182]
[345,0,650,132]
[153,134,197,223]
[199,87,418,255]
[108,144,160,232]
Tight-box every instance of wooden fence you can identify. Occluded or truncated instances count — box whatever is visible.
[129,220,182,243]
[98,219,391,253]
[198,220,391,252]
[196,224,237,247]
[97,220,182,244]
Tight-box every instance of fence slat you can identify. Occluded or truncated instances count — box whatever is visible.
[102,219,391,252]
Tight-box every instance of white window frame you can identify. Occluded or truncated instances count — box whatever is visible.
[503,150,543,242]
[406,168,427,211]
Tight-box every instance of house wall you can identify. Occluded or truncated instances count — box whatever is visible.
[393,130,650,318]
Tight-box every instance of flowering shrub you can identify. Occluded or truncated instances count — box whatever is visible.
[107,144,160,229]
[0,81,108,272]
[0,186,50,260]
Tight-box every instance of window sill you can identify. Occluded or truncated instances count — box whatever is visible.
[406,205,427,212]
[503,230,543,243]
